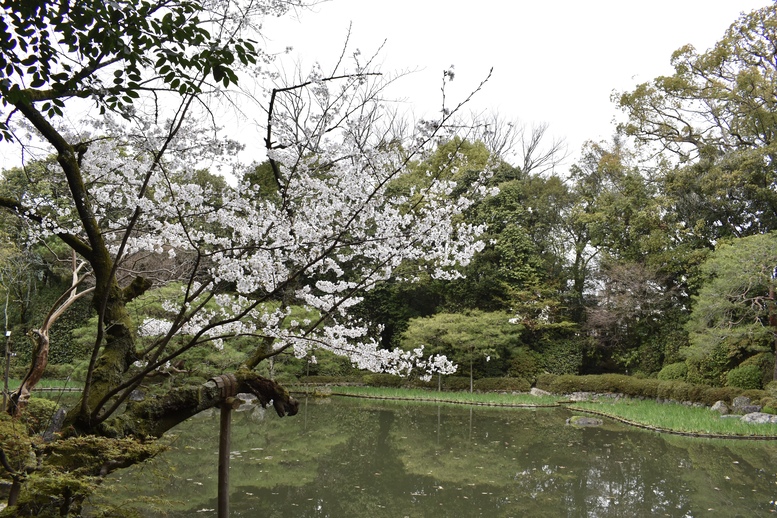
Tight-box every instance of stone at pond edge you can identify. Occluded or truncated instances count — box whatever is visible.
[711,400,730,415]
[566,415,603,427]
[732,396,762,414]
[740,412,777,424]
[530,387,551,397]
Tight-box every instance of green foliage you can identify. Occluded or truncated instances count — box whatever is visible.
[740,352,775,387]
[363,373,405,388]
[543,373,759,406]
[22,397,59,434]
[617,4,777,238]
[684,233,777,368]
[2,435,167,516]
[657,362,688,381]
[684,340,733,387]
[0,0,262,139]
[401,310,523,379]
[441,376,473,391]
[507,347,541,381]
[297,375,363,385]
[726,364,764,390]
[0,415,34,476]
[536,336,584,375]
[473,377,531,392]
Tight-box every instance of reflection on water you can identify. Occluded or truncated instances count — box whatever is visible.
[92,396,777,517]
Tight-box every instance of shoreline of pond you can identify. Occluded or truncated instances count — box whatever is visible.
[288,384,777,440]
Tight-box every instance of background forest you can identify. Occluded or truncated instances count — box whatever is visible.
[2,4,777,394]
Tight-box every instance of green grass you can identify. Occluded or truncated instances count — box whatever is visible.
[568,398,777,437]
[291,385,777,438]
[5,378,82,390]
[295,384,565,407]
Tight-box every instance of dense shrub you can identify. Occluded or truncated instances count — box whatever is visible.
[740,352,774,387]
[657,362,688,381]
[761,396,777,414]
[23,397,59,434]
[540,373,764,406]
[272,372,300,385]
[507,348,541,382]
[474,377,531,392]
[684,344,731,387]
[726,364,763,390]
[535,373,558,391]
[363,373,405,388]
[443,376,473,391]
[537,338,583,375]
[43,363,81,380]
[298,375,362,385]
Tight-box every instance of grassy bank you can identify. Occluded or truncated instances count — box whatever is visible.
[5,379,82,391]
[318,385,563,407]
[568,399,777,438]
[292,385,777,439]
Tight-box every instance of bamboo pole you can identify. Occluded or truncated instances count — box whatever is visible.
[218,397,241,518]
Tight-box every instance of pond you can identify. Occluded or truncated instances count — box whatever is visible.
[90,396,777,517]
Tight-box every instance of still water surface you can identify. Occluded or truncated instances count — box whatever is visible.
[93,396,777,517]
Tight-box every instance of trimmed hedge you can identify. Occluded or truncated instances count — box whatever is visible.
[298,374,533,393]
[657,362,688,381]
[298,375,363,385]
[727,364,764,390]
[537,373,768,406]
[473,377,531,392]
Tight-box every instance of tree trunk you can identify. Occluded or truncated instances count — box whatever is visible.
[97,369,298,439]
[770,283,777,381]
[7,330,48,417]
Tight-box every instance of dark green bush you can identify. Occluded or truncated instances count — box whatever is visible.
[42,363,80,380]
[443,376,473,391]
[685,344,731,387]
[539,373,763,406]
[535,373,558,391]
[699,387,740,406]
[740,353,774,387]
[547,374,578,394]
[298,375,363,385]
[363,373,405,388]
[657,362,688,381]
[507,348,541,382]
[726,364,763,390]
[473,377,531,392]
[537,338,583,375]
[761,396,777,414]
[23,397,59,434]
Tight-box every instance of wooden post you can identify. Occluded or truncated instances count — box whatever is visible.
[3,330,10,411]
[218,396,241,518]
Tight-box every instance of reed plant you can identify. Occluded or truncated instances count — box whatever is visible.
[568,398,777,437]
[317,385,565,407]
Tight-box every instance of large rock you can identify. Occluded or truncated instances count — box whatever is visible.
[566,415,603,427]
[530,387,551,397]
[732,396,762,414]
[740,412,777,424]
[710,400,730,415]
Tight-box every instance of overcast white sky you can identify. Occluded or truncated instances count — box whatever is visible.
[261,0,772,169]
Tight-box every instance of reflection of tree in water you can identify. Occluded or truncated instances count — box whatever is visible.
[93,398,777,517]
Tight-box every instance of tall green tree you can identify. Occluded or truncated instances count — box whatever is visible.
[684,232,777,383]
[0,0,496,513]
[616,4,777,239]
[401,310,523,391]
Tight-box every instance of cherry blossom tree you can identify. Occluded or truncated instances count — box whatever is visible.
[0,0,494,512]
